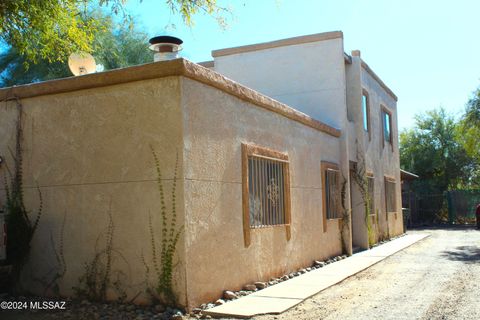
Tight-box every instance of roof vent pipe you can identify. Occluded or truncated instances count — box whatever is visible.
[149,36,183,62]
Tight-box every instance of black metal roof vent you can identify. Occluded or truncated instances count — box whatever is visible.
[149,36,183,62]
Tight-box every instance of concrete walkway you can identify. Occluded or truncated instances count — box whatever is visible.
[204,233,429,318]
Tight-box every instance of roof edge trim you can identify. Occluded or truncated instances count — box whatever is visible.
[0,59,341,138]
[212,31,343,58]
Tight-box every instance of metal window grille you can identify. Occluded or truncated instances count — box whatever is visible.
[385,180,396,213]
[248,155,286,227]
[367,176,375,215]
[325,168,341,219]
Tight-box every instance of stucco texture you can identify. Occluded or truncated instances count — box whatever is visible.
[345,54,403,248]
[180,77,343,308]
[0,77,187,305]
[214,37,347,129]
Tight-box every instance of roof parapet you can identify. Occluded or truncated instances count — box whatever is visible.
[0,59,341,138]
[212,31,343,58]
[350,49,397,102]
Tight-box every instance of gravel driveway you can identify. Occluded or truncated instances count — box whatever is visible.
[255,227,480,320]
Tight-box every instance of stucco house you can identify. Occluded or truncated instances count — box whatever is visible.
[0,31,402,309]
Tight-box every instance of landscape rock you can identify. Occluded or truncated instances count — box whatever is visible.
[223,290,237,300]
[214,299,225,306]
[254,282,267,289]
[244,284,257,291]
[192,308,202,314]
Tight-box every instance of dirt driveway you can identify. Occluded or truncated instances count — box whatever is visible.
[255,227,480,320]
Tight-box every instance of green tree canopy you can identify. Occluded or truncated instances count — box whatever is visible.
[0,14,152,87]
[400,108,475,193]
[458,87,480,162]
[0,0,226,64]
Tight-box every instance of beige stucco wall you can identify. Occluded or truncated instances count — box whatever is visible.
[180,77,345,308]
[345,56,369,249]
[213,34,347,129]
[0,77,187,305]
[345,53,403,246]
[361,63,403,239]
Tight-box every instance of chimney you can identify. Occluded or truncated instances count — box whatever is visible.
[149,36,183,62]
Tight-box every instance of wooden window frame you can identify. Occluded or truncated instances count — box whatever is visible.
[321,161,341,233]
[366,172,376,225]
[241,143,291,248]
[366,172,375,215]
[362,89,371,140]
[384,176,397,215]
[381,105,393,150]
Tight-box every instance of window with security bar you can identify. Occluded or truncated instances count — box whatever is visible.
[385,178,397,213]
[321,162,341,233]
[248,155,288,227]
[325,168,341,219]
[241,143,291,247]
[367,175,375,216]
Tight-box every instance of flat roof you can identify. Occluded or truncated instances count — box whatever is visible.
[0,59,341,138]
[401,169,419,180]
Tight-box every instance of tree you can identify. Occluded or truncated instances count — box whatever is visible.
[0,14,152,87]
[0,0,103,64]
[0,0,226,65]
[400,108,473,193]
[458,87,480,160]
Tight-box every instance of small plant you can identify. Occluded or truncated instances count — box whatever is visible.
[73,208,127,302]
[3,97,43,292]
[34,211,67,296]
[146,147,183,307]
[350,145,376,248]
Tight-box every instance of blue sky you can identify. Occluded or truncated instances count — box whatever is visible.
[129,0,480,131]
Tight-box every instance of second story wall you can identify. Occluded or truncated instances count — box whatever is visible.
[346,51,402,239]
[212,32,348,129]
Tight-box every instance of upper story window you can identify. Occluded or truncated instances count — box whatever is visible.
[241,143,291,247]
[362,90,370,137]
[382,107,393,146]
[321,161,341,232]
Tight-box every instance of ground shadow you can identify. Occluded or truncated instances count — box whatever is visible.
[408,224,479,232]
[442,245,480,264]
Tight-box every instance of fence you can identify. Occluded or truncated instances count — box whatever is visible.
[446,190,480,224]
[403,189,480,226]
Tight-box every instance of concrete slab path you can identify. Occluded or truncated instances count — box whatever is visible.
[204,233,429,318]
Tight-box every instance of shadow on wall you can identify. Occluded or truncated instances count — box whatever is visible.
[442,245,480,264]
